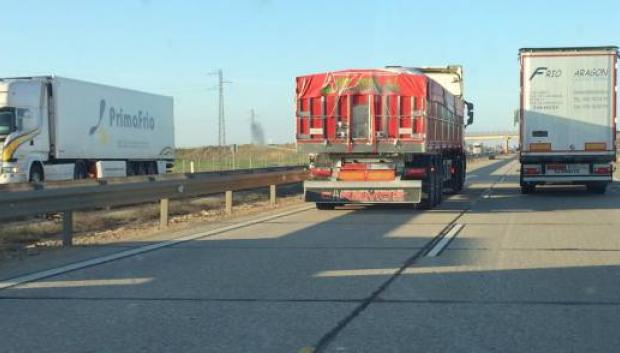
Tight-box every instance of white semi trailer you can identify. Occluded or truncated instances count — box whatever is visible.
[519,47,618,194]
[0,76,174,184]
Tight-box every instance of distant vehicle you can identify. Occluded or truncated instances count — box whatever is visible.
[471,142,483,156]
[0,76,175,183]
[296,66,474,209]
[519,47,617,194]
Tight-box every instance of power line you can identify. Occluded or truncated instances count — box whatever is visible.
[208,69,231,146]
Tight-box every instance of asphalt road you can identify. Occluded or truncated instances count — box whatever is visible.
[1,156,620,353]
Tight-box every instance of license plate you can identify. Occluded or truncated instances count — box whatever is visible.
[321,189,406,202]
[545,163,589,175]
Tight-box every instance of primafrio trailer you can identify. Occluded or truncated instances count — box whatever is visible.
[0,76,175,184]
[519,47,617,194]
[296,66,474,209]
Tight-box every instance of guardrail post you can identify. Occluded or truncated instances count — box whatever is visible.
[225,190,233,215]
[62,210,73,246]
[190,161,195,174]
[160,198,169,228]
[270,184,276,207]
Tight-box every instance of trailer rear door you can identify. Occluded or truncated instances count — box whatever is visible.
[520,48,617,154]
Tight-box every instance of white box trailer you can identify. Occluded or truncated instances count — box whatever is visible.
[519,47,618,194]
[0,76,174,183]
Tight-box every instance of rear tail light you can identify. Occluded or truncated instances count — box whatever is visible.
[523,165,541,175]
[366,169,396,181]
[585,142,607,151]
[310,167,332,178]
[593,164,611,175]
[529,143,551,152]
[338,170,366,181]
[404,167,427,179]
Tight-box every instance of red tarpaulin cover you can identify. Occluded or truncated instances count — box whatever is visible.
[296,69,427,99]
[295,68,464,151]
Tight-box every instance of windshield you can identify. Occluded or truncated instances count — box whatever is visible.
[0,109,15,136]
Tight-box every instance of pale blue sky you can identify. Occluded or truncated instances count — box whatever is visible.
[1,0,617,147]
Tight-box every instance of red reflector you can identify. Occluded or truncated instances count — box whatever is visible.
[594,167,610,175]
[404,167,427,178]
[524,167,540,175]
[310,168,331,177]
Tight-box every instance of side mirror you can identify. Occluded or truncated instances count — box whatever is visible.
[465,102,474,127]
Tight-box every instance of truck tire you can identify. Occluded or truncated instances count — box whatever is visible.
[74,160,88,180]
[146,162,157,175]
[429,173,437,207]
[29,163,44,183]
[435,157,444,205]
[316,203,335,210]
[586,183,607,194]
[520,184,535,194]
[127,162,136,176]
[428,159,439,208]
[461,157,467,187]
[137,162,147,176]
[449,158,461,193]
[418,167,434,210]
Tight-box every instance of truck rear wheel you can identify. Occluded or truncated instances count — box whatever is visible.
[435,157,444,205]
[450,156,465,193]
[74,160,88,180]
[520,184,535,194]
[461,158,467,188]
[586,183,607,194]
[418,158,439,210]
[146,162,157,175]
[418,184,432,209]
[316,203,335,210]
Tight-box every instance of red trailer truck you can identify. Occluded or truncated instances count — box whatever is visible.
[295,66,474,209]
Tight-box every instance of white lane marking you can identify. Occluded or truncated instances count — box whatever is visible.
[426,224,464,257]
[314,268,399,278]
[14,277,153,289]
[0,204,314,291]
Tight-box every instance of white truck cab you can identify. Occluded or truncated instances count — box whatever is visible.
[0,79,50,183]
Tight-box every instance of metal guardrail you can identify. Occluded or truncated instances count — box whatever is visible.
[0,165,304,192]
[0,166,307,246]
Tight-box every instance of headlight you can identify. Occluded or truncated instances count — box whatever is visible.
[1,166,19,174]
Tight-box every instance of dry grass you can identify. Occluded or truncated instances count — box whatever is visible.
[174,144,306,172]
[0,185,304,261]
